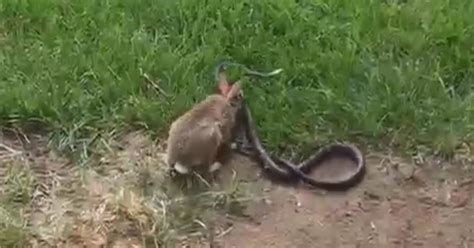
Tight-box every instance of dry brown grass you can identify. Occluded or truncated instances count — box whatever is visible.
[0,130,259,247]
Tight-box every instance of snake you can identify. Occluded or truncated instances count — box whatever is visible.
[214,60,366,190]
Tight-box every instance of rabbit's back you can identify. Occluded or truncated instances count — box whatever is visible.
[180,95,228,123]
[167,119,222,167]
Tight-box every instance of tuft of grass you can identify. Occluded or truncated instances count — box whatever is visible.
[0,224,27,248]
[2,161,34,204]
[0,162,31,248]
[1,0,473,155]
[0,202,28,248]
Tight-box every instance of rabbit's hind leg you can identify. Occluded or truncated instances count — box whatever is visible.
[204,156,223,187]
[209,161,223,173]
[166,161,191,180]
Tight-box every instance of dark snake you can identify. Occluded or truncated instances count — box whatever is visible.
[215,60,366,190]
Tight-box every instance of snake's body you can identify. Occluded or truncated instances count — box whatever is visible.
[214,61,365,190]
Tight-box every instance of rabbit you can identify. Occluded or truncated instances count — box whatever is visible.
[165,71,244,176]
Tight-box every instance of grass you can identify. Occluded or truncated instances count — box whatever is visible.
[0,0,473,246]
[0,0,473,156]
[0,160,32,247]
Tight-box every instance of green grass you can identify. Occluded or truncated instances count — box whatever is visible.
[0,1,473,245]
[1,0,473,155]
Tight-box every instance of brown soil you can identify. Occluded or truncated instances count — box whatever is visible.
[1,131,474,248]
[210,151,474,248]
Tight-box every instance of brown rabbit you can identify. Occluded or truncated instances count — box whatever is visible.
[165,72,243,176]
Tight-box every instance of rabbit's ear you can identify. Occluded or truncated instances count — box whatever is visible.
[226,81,242,100]
[218,71,231,95]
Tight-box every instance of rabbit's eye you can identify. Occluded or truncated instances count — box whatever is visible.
[229,97,241,107]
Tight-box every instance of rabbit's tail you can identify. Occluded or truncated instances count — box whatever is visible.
[174,162,190,174]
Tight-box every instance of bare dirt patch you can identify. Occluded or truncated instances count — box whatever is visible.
[213,152,474,248]
[1,131,474,247]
